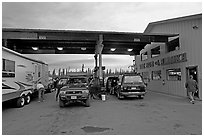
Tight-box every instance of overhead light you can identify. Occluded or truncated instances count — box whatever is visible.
[110,48,116,51]
[57,47,63,50]
[32,47,38,50]
[133,38,140,42]
[81,47,86,51]
[127,48,133,52]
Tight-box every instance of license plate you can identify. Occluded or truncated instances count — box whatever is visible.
[71,96,77,99]
[131,87,136,90]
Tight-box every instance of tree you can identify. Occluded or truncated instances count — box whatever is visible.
[108,69,112,75]
[66,68,68,75]
[58,68,61,76]
[106,69,109,75]
[82,64,84,72]
[62,68,65,76]
[119,68,122,74]
[52,69,56,77]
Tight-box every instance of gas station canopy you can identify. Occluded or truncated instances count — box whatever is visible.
[2,28,178,55]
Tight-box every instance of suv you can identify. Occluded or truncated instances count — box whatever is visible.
[58,76,90,107]
[115,74,146,99]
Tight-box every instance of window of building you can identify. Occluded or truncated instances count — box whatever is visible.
[166,68,181,81]
[141,71,150,83]
[166,36,180,53]
[152,70,161,80]
[2,59,15,77]
[151,46,160,58]
[141,52,148,61]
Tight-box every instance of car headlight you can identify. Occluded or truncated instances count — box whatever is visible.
[60,91,66,95]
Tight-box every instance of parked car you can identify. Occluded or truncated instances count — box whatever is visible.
[114,73,147,99]
[58,76,90,107]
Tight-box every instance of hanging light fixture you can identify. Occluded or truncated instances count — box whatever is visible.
[81,47,86,51]
[110,48,116,51]
[127,48,133,52]
[57,47,63,50]
[32,47,38,50]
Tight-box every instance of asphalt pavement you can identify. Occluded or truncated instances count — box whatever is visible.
[2,90,202,135]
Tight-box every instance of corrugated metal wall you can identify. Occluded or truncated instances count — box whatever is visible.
[137,16,202,99]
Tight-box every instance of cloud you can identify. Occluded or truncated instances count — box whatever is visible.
[3,2,201,73]
[3,2,201,32]
[49,57,132,69]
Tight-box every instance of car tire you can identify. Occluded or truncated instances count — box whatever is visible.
[59,99,65,108]
[84,99,90,107]
[16,96,25,107]
[25,94,31,105]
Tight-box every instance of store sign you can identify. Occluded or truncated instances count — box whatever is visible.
[140,53,187,69]
[161,53,187,65]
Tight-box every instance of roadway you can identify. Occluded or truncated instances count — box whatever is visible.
[2,90,202,135]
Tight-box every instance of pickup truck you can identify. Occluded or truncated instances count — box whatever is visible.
[58,76,90,107]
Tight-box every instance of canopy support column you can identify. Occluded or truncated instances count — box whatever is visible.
[94,34,104,87]
[97,35,104,81]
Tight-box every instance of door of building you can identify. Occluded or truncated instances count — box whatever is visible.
[186,66,199,98]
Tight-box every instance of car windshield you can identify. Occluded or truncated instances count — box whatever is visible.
[68,77,87,84]
[123,75,143,83]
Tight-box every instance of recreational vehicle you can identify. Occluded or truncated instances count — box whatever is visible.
[2,47,49,107]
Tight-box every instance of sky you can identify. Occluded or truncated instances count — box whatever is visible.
[2,2,202,72]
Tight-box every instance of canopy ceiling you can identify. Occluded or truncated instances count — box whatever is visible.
[2,28,178,55]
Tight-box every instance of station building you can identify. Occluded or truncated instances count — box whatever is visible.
[135,14,202,99]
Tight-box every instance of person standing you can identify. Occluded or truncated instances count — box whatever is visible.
[55,79,63,101]
[53,77,59,91]
[185,75,198,104]
[37,81,45,102]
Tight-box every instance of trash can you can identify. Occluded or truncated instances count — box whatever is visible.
[101,94,106,101]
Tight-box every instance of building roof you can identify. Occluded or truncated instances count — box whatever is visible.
[144,13,202,33]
